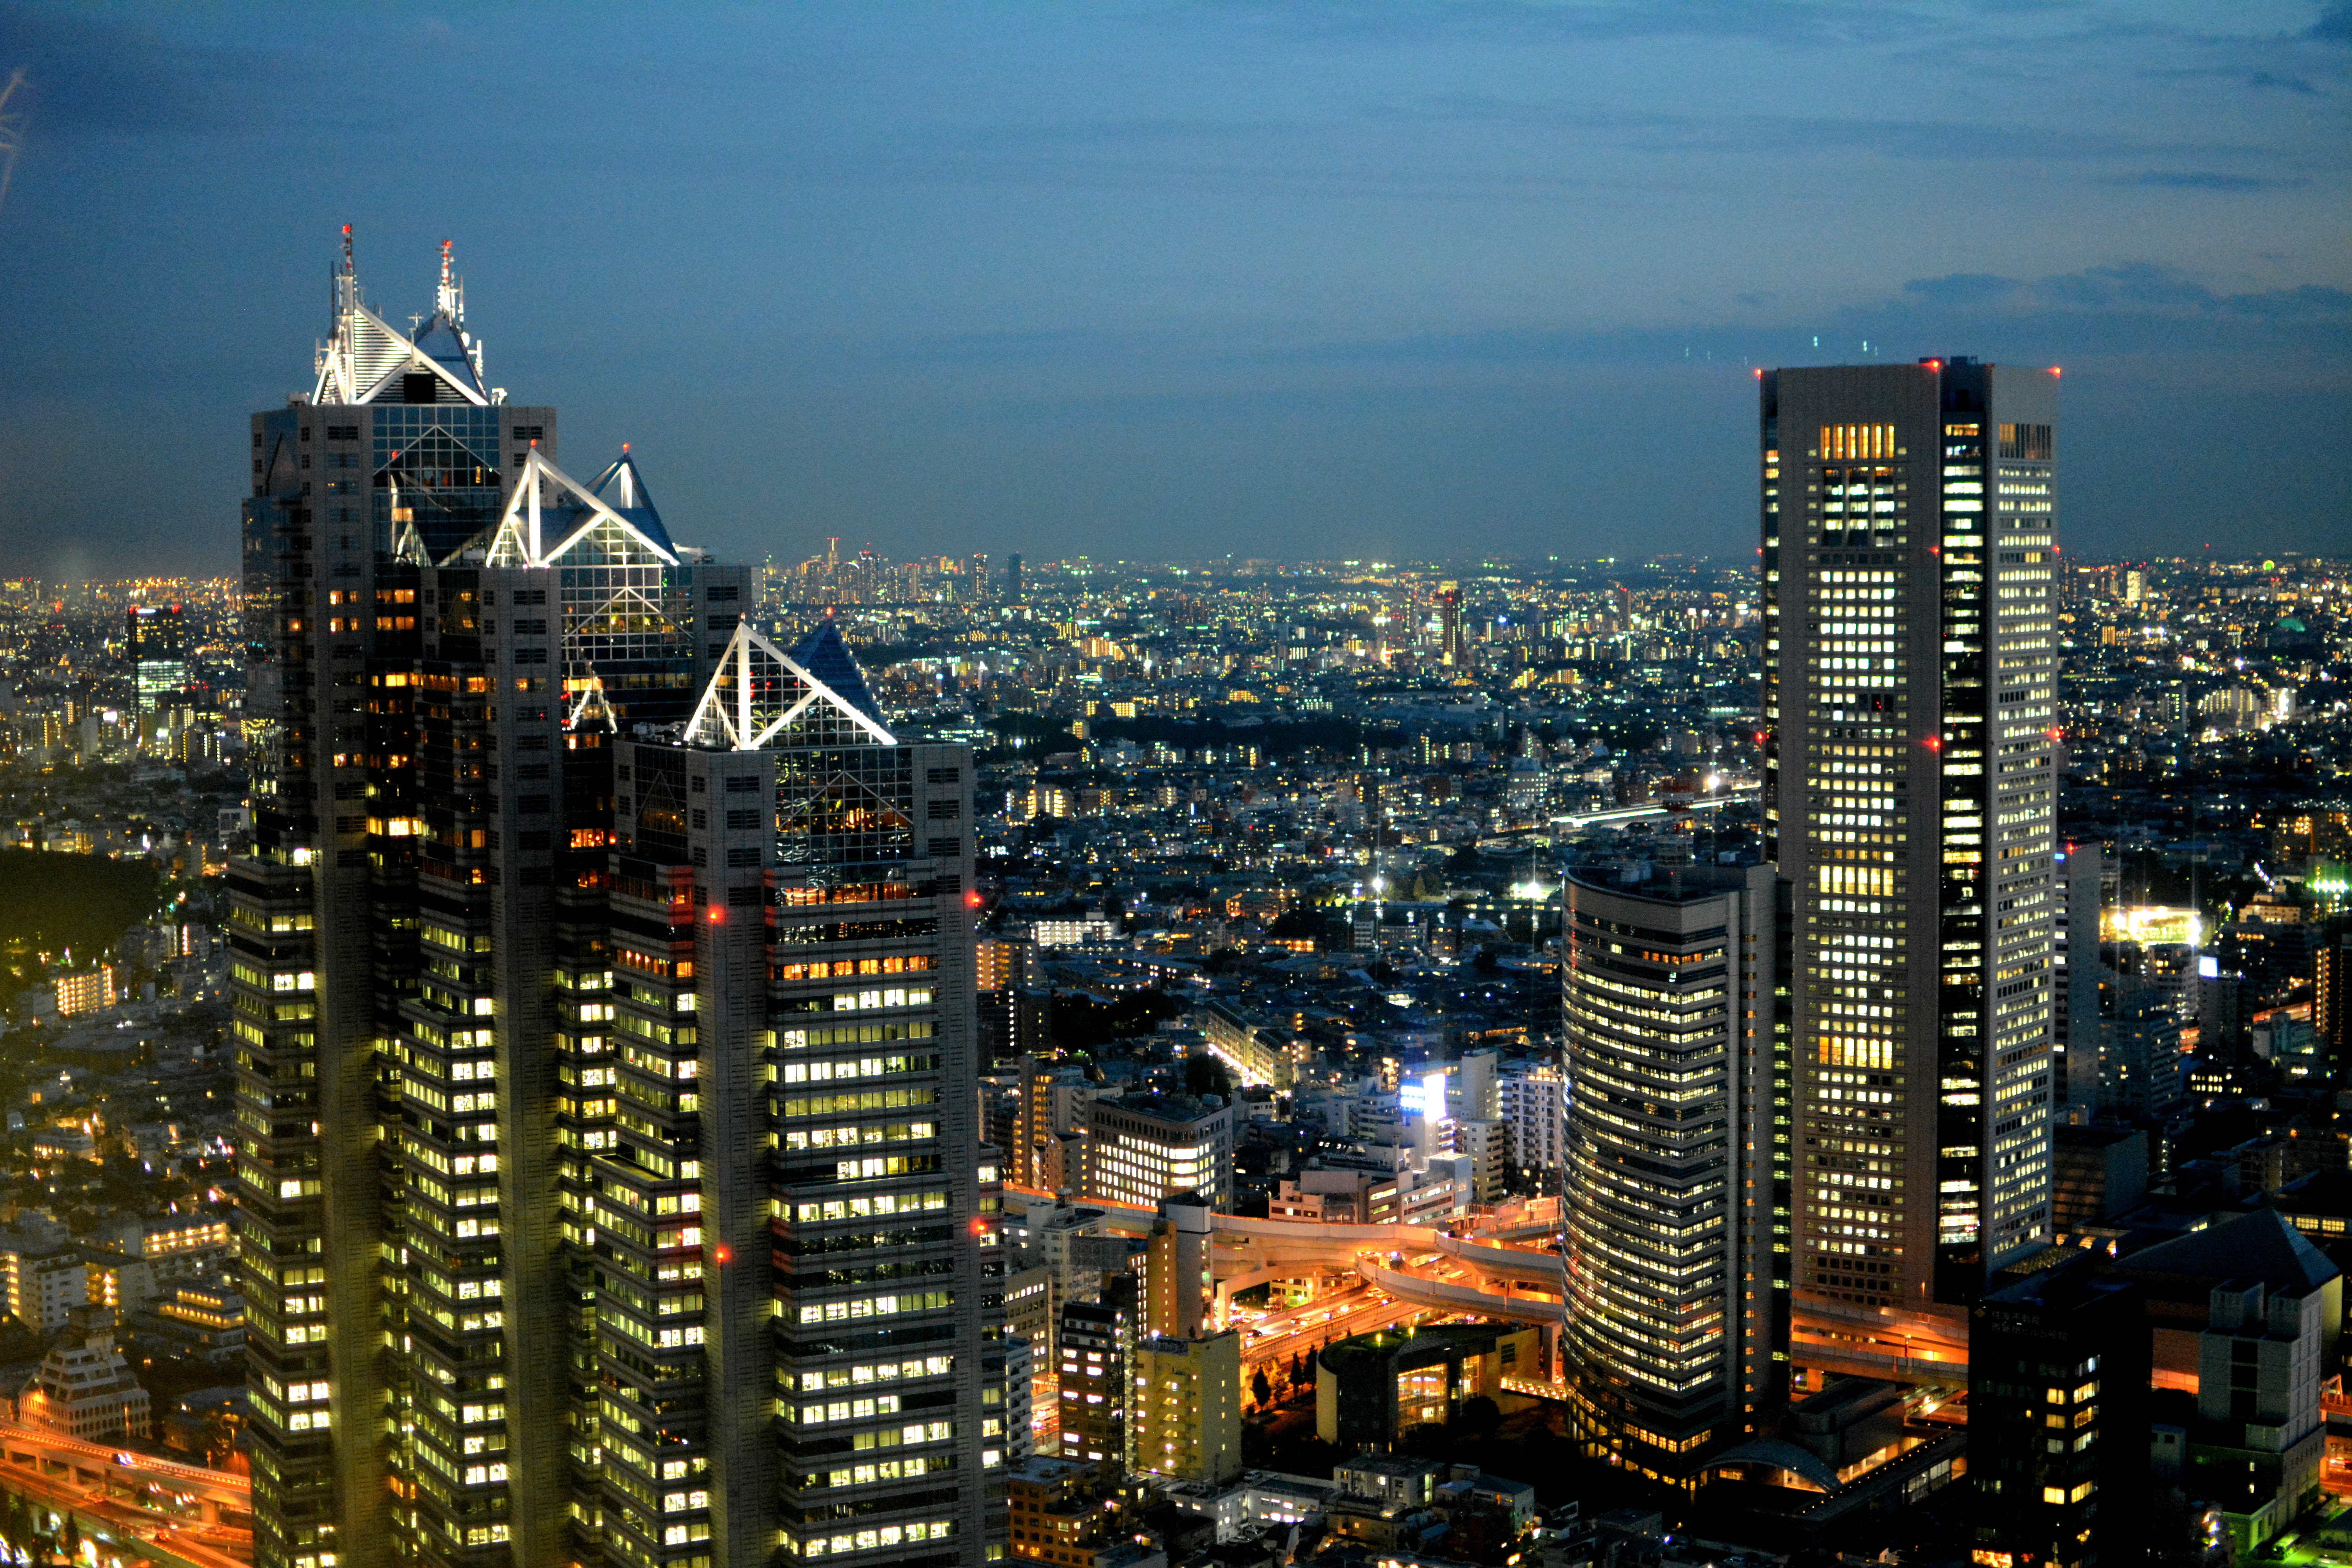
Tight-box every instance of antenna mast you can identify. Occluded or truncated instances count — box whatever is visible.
[438,238,463,323]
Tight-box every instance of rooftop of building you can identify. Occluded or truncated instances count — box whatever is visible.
[2052,1122,2147,1152]
[1091,1091,1230,1127]
[1317,1322,1520,1373]
[1008,1453,1107,1488]
[2261,1168,2352,1218]
[1563,862,1759,902]
[2111,1207,2338,1299]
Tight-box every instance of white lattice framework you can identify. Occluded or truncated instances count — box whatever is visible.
[313,231,492,407]
[687,621,896,751]
[485,447,679,569]
[481,447,688,715]
[567,679,620,734]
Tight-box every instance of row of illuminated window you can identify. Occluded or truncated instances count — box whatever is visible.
[796,1355,953,1394]
[782,1120,936,1152]
[795,1289,953,1327]
[786,1191,949,1224]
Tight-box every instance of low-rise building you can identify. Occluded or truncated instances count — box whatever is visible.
[1006,1454,1160,1568]
[1083,1093,1235,1211]
[1315,1324,1539,1450]
[1131,1330,1242,1485]
[1163,1471,1336,1542]
[52,965,116,1019]
[17,1308,148,1444]
[155,1284,246,1364]
[0,1232,89,1335]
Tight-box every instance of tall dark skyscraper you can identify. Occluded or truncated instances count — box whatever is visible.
[1559,864,1780,1484]
[233,236,994,1568]
[1759,359,2060,1315]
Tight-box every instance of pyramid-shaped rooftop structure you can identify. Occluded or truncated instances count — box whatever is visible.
[787,620,887,725]
[587,450,676,557]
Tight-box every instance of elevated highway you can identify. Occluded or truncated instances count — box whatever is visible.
[1205,1210,1568,1326]
[1353,1254,1564,1324]
[0,1417,252,1566]
[1028,1184,1974,1396]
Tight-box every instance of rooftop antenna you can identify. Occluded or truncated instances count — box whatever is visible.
[437,238,463,324]
[337,222,357,317]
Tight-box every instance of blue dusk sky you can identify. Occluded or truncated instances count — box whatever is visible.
[0,0,2345,578]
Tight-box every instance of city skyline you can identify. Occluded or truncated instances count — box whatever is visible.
[0,3,2345,579]
[0,8,2342,1564]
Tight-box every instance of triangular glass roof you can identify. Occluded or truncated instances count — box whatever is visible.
[787,621,889,725]
[687,621,895,751]
[587,452,675,557]
[379,429,505,563]
[484,449,678,569]
[407,315,488,402]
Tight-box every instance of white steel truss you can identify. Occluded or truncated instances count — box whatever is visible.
[485,447,679,568]
[687,621,896,751]
[312,230,491,407]
[566,678,620,734]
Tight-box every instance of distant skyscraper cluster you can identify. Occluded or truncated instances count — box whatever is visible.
[232,234,992,1568]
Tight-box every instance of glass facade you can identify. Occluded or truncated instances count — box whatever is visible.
[1560,866,1776,1486]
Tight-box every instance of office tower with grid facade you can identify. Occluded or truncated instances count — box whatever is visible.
[610,645,993,1566]
[232,234,996,1568]
[1759,359,2060,1313]
[127,603,188,711]
[1560,864,1779,1485]
[1079,1096,1234,1212]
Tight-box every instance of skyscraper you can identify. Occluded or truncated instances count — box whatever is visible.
[1759,358,2060,1313]
[1559,864,1779,1483]
[126,603,188,712]
[233,234,995,1568]
[1967,1254,2150,1567]
[234,232,566,1568]
[1436,581,1465,668]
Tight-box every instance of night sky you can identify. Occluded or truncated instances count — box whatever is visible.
[0,2,2345,581]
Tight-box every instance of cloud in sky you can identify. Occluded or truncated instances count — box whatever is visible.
[0,0,2342,578]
